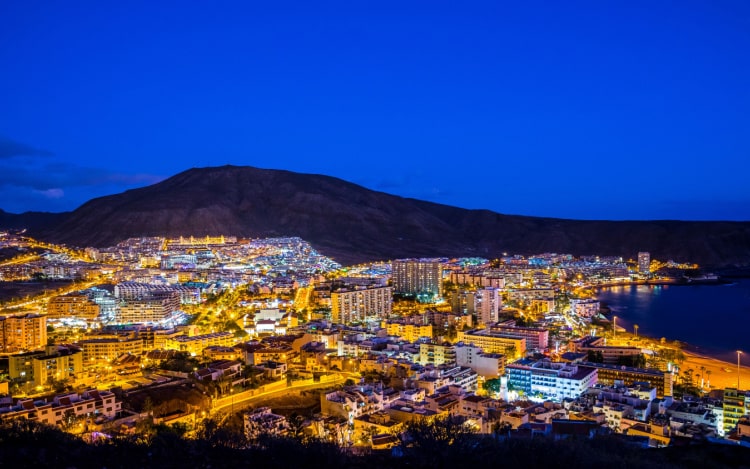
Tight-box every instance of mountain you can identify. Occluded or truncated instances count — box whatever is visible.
[0,209,68,231]
[5,165,750,266]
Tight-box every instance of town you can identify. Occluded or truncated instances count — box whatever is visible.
[0,230,748,456]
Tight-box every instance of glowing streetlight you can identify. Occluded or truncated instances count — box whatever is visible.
[613,316,617,338]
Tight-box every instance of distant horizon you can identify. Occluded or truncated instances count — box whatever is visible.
[2,163,749,223]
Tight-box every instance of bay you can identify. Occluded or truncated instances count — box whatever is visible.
[596,278,750,365]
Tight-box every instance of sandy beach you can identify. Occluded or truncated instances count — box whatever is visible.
[681,351,750,391]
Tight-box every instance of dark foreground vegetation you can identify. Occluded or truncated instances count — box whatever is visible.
[1,418,749,469]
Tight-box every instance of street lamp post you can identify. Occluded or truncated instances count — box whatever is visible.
[613,316,617,338]
[737,350,743,389]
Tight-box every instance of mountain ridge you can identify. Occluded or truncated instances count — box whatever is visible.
[2,165,749,266]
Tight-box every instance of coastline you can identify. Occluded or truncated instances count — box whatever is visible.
[600,318,750,390]
[594,279,750,391]
[681,350,750,391]
[599,320,750,390]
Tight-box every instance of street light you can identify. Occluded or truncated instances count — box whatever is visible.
[613,316,617,338]
[737,350,743,389]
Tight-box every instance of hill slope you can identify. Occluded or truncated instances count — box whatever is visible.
[0,209,67,231]
[8,165,750,266]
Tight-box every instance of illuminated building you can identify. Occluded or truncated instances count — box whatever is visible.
[382,321,433,342]
[478,287,501,325]
[392,259,443,300]
[47,293,100,323]
[723,388,747,436]
[236,342,293,365]
[244,407,290,439]
[165,331,235,356]
[0,313,47,353]
[8,345,83,386]
[570,336,641,364]
[0,389,120,426]
[117,291,180,325]
[419,342,456,366]
[79,336,143,365]
[331,285,392,324]
[638,252,650,275]
[490,321,549,351]
[570,299,600,318]
[114,281,200,304]
[457,329,526,360]
[454,343,505,378]
[506,359,598,401]
[585,362,672,397]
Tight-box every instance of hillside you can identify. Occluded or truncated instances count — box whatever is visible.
[2,165,749,266]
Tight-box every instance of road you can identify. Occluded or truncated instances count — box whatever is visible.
[212,375,344,415]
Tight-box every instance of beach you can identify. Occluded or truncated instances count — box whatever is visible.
[682,351,750,391]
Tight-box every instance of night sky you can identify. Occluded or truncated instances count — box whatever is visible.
[1,1,749,220]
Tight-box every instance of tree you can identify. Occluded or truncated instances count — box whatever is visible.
[617,354,646,368]
[483,378,502,395]
[49,377,72,394]
[400,415,479,466]
[287,412,307,440]
[142,397,155,417]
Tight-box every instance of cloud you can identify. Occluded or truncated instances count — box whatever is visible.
[0,161,164,190]
[0,137,53,159]
[34,188,65,199]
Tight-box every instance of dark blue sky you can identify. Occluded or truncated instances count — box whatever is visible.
[1,1,749,220]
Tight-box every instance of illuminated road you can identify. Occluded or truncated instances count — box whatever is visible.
[212,374,345,415]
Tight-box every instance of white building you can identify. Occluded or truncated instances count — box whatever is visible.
[244,407,289,439]
[478,287,501,325]
[507,359,598,402]
[454,343,505,378]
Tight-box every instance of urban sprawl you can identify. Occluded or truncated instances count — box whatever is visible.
[0,231,747,450]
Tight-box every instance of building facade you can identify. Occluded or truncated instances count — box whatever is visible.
[392,259,443,300]
[47,294,101,322]
[638,252,650,275]
[331,285,392,324]
[0,313,47,353]
[457,329,526,360]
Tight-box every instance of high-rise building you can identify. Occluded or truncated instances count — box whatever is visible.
[331,285,392,324]
[478,287,501,325]
[392,259,443,300]
[0,313,47,352]
[638,252,650,275]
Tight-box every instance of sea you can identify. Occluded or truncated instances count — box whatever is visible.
[596,278,750,365]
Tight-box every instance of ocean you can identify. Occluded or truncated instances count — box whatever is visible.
[596,278,750,365]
